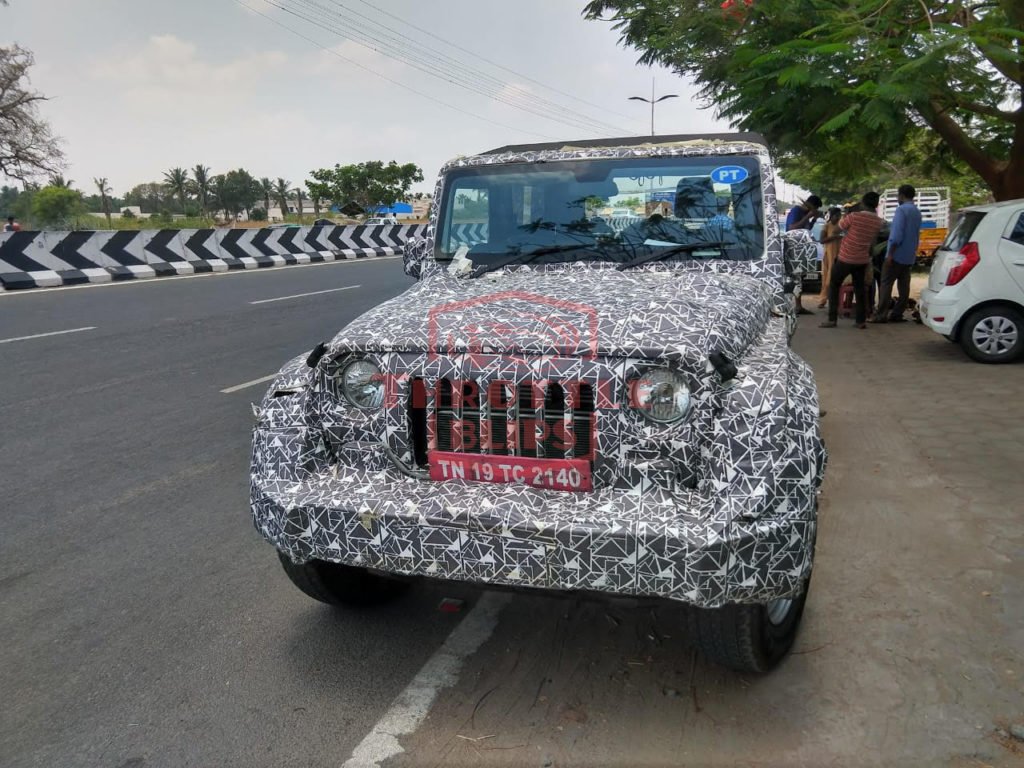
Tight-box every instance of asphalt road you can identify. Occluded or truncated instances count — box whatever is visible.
[2,264,1022,768]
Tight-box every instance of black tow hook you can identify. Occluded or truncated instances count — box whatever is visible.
[306,342,327,369]
[709,351,738,383]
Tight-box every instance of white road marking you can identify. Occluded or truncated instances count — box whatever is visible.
[220,373,278,394]
[0,255,400,298]
[0,326,97,345]
[249,284,360,305]
[341,592,511,768]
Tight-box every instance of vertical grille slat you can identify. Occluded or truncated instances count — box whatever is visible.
[489,381,510,456]
[409,378,428,467]
[518,382,538,458]
[542,383,566,459]
[572,383,595,460]
[436,379,455,452]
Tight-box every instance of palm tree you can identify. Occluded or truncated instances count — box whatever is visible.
[192,164,211,218]
[210,175,226,222]
[259,177,273,217]
[274,177,291,220]
[93,177,112,228]
[294,186,305,220]
[49,174,73,188]
[163,167,190,215]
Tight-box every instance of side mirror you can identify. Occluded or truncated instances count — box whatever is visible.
[403,237,428,279]
[782,230,817,277]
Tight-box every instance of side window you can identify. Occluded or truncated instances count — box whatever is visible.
[1006,212,1024,246]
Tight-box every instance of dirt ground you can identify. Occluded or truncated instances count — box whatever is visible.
[386,312,1024,767]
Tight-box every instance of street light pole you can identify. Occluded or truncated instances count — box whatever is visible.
[629,78,678,136]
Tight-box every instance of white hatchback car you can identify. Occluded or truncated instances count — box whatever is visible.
[919,199,1024,363]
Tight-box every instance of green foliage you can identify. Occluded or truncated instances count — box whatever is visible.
[31,185,83,227]
[585,0,1024,199]
[617,196,642,208]
[214,169,260,217]
[779,128,992,209]
[163,167,190,213]
[309,161,423,216]
[249,207,267,222]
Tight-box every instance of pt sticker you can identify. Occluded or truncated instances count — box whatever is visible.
[710,165,750,184]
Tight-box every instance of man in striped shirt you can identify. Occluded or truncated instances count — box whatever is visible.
[821,191,884,329]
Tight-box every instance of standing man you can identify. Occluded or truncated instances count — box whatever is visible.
[821,192,885,329]
[4,215,21,232]
[871,184,921,323]
[786,194,823,315]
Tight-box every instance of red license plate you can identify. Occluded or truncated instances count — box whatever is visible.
[428,451,592,492]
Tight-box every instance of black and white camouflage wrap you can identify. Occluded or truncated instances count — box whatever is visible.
[250,139,827,608]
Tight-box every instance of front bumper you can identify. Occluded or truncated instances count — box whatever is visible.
[252,462,816,608]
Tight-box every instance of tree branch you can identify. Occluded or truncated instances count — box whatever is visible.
[920,99,1004,185]
[950,96,1022,121]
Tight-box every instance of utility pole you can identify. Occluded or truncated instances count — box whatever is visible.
[629,77,678,136]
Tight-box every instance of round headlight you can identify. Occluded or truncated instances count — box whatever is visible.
[341,359,384,409]
[631,369,692,423]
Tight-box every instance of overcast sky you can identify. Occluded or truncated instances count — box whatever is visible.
[3,0,755,197]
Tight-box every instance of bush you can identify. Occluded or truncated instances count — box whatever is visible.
[249,207,267,222]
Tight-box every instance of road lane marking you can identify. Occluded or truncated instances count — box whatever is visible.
[0,326,97,345]
[249,284,361,305]
[220,373,278,394]
[0,255,400,298]
[341,592,511,768]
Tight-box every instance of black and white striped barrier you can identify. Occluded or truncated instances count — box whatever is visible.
[0,224,426,290]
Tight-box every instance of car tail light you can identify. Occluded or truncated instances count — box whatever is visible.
[946,242,980,286]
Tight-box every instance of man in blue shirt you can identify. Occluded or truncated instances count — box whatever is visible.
[785,195,822,232]
[872,184,921,323]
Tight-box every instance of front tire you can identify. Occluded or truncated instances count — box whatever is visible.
[278,552,409,606]
[687,579,810,673]
[959,306,1024,364]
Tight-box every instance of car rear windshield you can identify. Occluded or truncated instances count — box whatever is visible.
[942,211,986,251]
[435,155,765,266]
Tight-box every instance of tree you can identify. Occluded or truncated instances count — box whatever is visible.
[163,167,189,214]
[308,161,423,217]
[585,1,1024,200]
[192,164,212,217]
[294,186,305,219]
[306,179,330,218]
[259,177,274,217]
[274,177,291,218]
[0,44,64,181]
[49,174,73,188]
[31,185,82,228]
[778,127,992,208]
[210,176,226,219]
[93,177,112,228]
[217,168,259,219]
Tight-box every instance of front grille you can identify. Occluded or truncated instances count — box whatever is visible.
[418,378,594,461]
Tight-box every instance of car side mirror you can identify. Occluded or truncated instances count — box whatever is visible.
[782,230,817,277]
[403,237,428,279]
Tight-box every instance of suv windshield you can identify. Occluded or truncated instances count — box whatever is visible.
[435,155,765,270]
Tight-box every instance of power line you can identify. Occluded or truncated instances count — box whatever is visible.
[233,0,560,141]
[300,0,632,133]
[268,0,630,135]
[350,0,643,126]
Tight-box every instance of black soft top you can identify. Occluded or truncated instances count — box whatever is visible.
[483,132,768,155]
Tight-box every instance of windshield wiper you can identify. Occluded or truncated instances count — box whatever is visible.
[616,241,731,271]
[470,243,598,278]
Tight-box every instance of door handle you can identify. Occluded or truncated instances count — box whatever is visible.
[1014,262,1024,267]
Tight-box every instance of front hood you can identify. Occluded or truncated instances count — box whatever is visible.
[329,263,774,366]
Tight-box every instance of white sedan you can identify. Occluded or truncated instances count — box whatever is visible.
[919,199,1024,363]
